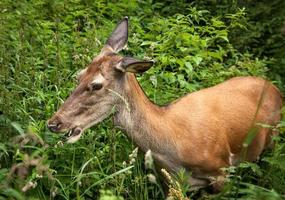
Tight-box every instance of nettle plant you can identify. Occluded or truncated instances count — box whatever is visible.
[130,13,268,104]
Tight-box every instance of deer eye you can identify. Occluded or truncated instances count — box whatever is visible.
[90,83,103,91]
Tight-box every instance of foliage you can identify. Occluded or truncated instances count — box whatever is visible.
[0,0,284,199]
[193,0,285,91]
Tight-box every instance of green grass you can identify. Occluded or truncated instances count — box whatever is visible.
[0,0,285,199]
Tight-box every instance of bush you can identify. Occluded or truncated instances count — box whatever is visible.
[0,0,284,199]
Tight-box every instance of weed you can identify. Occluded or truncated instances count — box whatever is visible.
[0,0,284,199]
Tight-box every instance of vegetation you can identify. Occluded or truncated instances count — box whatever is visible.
[0,0,285,199]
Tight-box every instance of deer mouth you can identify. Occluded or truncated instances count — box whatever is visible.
[64,127,83,143]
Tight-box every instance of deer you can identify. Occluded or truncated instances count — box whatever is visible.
[47,17,283,191]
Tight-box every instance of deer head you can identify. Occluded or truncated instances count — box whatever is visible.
[47,17,153,143]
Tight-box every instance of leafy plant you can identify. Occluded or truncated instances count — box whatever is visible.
[0,0,284,199]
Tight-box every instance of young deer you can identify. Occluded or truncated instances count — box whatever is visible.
[47,17,283,190]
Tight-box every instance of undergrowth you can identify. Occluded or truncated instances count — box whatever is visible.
[0,0,284,199]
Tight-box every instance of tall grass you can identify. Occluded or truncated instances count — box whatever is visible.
[0,0,284,199]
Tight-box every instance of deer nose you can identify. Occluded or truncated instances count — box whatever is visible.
[47,118,63,133]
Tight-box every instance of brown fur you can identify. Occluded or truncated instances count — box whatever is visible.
[48,17,283,190]
[48,54,282,190]
[114,74,282,189]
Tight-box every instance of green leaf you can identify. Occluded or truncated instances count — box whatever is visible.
[11,122,25,135]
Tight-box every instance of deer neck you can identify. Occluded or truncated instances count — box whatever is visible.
[114,73,169,153]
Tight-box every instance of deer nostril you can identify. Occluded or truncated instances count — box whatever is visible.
[47,120,63,132]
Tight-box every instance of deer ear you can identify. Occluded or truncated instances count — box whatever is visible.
[104,17,128,53]
[116,57,154,73]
